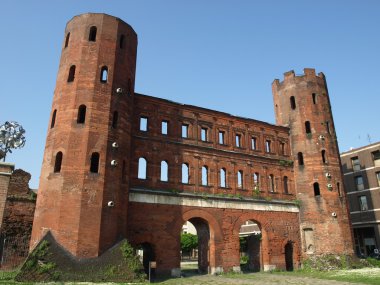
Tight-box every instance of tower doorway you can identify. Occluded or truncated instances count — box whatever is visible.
[285,241,294,271]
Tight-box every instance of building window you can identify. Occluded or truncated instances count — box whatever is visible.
[359,196,368,211]
[326,121,331,134]
[64,32,70,48]
[201,128,208,142]
[268,174,274,192]
[54,152,63,173]
[140,117,148,131]
[253,173,259,188]
[298,152,304,166]
[235,134,241,147]
[67,65,76,82]
[321,150,327,164]
[89,26,97,42]
[313,182,320,196]
[265,140,271,153]
[283,176,289,194]
[377,172,380,186]
[112,111,118,129]
[219,131,225,145]
[337,182,342,197]
[182,124,189,138]
[290,96,296,110]
[182,163,189,184]
[251,137,257,150]
[51,109,57,128]
[119,34,125,49]
[138,157,147,179]
[279,142,285,155]
[220,168,226,188]
[90,152,100,173]
[312,93,317,104]
[355,176,364,191]
[77,105,86,124]
[305,121,311,135]
[237,170,243,188]
[100,66,108,83]
[122,160,126,183]
[201,166,208,186]
[160,161,168,182]
[157,120,166,135]
[372,151,380,167]
[351,157,360,171]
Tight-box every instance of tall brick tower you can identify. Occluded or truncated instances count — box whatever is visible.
[272,69,353,257]
[30,13,137,257]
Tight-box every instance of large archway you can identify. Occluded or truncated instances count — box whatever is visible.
[239,220,262,272]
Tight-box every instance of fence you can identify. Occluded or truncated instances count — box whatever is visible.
[0,235,30,269]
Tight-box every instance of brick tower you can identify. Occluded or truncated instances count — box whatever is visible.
[30,13,137,257]
[272,69,353,257]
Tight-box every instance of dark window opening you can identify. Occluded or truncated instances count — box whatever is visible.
[100,66,108,83]
[290,96,296,110]
[283,176,289,194]
[112,111,118,129]
[89,26,97,42]
[298,152,304,166]
[54,152,63,173]
[326,121,331,134]
[122,160,126,183]
[119,34,125,49]
[337,182,341,197]
[67,65,76,82]
[265,140,271,153]
[51,109,57,128]
[312,93,317,104]
[313,182,320,196]
[322,150,327,164]
[280,142,285,155]
[90,152,100,173]
[305,121,311,134]
[64,32,70,48]
[77,105,86,124]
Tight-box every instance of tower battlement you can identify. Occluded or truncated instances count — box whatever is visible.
[272,68,325,90]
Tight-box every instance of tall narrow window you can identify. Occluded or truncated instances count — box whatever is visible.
[268,174,274,192]
[305,121,311,134]
[372,151,380,167]
[290,96,296,110]
[325,121,331,134]
[355,176,364,191]
[122,160,126,183]
[77,105,86,124]
[298,152,304,166]
[100,66,108,83]
[64,32,70,48]
[51,109,57,128]
[162,121,168,135]
[90,152,100,173]
[219,131,225,145]
[119,34,125,49]
[235,134,241,147]
[54,152,63,173]
[321,150,327,164]
[140,117,148,131]
[67,65,76,82]
[138,157,147,179]
[182,124,189,138]
[201,166,208,186]
[251,137,257,150]
[89,26,97,42]
[220,168,226,188]
[253,173,259,188]
[313,182,320,196]
[337,182,341,197]
[351,157,361,171]
[112,111,118,129]
[359,196,368,211]
[237,171,243,188]
[265,140,271,153]
[376,172,380,187]
[283,176,289,194]
[182,163,189,184]
[160,161,168,182]
[280,142,285,155]
[201,128,208,142]
[312,93,317,104]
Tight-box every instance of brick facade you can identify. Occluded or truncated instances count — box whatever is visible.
[31,13,354,276]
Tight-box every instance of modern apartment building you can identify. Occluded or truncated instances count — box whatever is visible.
[341,142,380,256]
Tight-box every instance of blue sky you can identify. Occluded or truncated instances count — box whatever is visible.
[1,1,379,188]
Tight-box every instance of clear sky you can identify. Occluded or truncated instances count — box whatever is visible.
[1,0,379,189]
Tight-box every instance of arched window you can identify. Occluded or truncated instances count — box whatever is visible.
[313,182,320,196]
[160,160,168,182]
[290,96,296,110]
[77,105,86,124]
[100,66,108,83]
[54,151,63,173]
[237,170,243,188]
[305,121,311,134]
[182,163,189,184]
[138,157,147,179]
[201,166,208,186]
[119,34,125,49]
[220,168,226,188]
[298,152,304,166]
[67,65,76,82]
[90,152,100,173]
[268,174,274,192]
[283,176,289,194]
[112,111,118,129]
[322,150,327,164]
[312,93,317,104]
[64,32,70,48]
[253,173,260,188]
[51,109,57,128]
[89,26,97,42]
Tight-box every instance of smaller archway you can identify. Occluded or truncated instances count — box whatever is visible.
[284,241,294,271]
[239,220,262,272]
[136,242,155,275]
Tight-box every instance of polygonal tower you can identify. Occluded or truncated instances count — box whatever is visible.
[31,13,137,258]
[272,68,354,257]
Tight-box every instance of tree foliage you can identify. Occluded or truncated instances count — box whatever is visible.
[181,233,198,253]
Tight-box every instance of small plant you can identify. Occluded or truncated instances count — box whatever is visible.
[279,160,294,167]
[294,199,302,208]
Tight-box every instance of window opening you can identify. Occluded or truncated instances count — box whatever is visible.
[112,111,118,129]
[337,182,341,197]
[359,196,368,211]
[305,121,311,134]
[219,131,225,145]
[235,134,241,147]
[376,172,380,187]
[265,140,271,153]
[351,157,360,171]
[253,173,259,188]
[355,176,364,191]
[64,32,70,48]
[283,176,289,194]
[326,121,331,134]
[51,110,57,128]
[77,105,86,124]
[372,151,380,167]
[321,150,327,164]
[238,170,243,188]
[54,152,63,173]
[90,152,100,173]
[100,66,108,83]
[67,65,76,82]
[280,142,285,155]
[138,157,147,179]
[268,174,274,192]
[313,182,320,196]
[162,121,168,135]
[160,161,168,182]
[220,168,226,188]
[290,96,296,110]
[312,93,317,104]
[251,137,257,150]
[298,152,304,166]
[182,163,189,184]
[182,124,189,138]
[119,34,125,49]
[201,128,208,142]
[201,166,208,186]
[89,26,97,42]
[140,117,148,131]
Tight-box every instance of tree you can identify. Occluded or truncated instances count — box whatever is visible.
[0,121,26,161]
[180,233,198,255]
